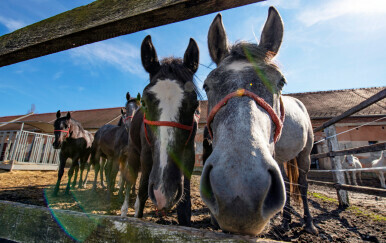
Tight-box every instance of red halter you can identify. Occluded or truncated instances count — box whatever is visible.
[54,129,70,138]
[207,88,285,143]
[124,115,133,122]
[143,113,195,146]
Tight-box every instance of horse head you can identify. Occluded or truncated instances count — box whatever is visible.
[140,35,199,210]
[200,7,286,235]
[53,110,72,149]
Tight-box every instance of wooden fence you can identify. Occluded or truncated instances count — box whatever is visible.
[309,88,386,207]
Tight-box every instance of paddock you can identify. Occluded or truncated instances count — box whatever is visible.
[0,169,385,242]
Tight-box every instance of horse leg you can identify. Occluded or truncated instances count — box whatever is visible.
[120,153,140,216]
[100,158,106,189]
[65,160,78,195]
[279,162,291,230]
[108,159,120,202]
[176,177,192,226]
[358,171,362,185]
[72,160,80,189]
[297,150,318,234]
[135,149,152,218]
[379,172,386,189]
[345,171,351,185]
[92,158,100,190]
[83,161,90,188]
[53,153,67,196]
[78,158,87,188]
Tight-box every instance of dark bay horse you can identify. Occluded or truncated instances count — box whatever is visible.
[120,35,199,226]
[52,111,94,196]
[89,93,140,200]
[201,7,317,235]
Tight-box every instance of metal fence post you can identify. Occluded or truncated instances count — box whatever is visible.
[324,125,350,208]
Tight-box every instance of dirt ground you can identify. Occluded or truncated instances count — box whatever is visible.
[0,169,385,242]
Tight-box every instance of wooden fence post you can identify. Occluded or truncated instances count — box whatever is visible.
[324,125,350,208]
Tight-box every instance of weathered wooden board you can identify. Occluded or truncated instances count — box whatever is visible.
[311,142,386,160]
[0,200,278,242]
[0,0,263,67]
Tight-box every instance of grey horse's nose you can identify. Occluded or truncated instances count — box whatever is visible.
[200,154,285,235]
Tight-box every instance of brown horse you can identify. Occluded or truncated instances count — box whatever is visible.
[88,93,140,201]
[52,111,93,196]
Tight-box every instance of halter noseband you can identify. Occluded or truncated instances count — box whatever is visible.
[207,88,285,143]
[54,129,70,138]
[124,115,133,122]
[143,113,195,146]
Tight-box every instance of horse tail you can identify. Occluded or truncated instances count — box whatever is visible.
[286,158,301,204]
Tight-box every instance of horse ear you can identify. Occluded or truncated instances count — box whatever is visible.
[136,93,141,105]
[141,35,161,76]
[121,108,124,115]
[56,110,61,119]
[183,38,199,74]
[208,13,229,65]
[259,7,284,57]
[66,112,71,119]
[126,92,131,101]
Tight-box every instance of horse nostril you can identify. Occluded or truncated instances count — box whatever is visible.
[200,165,215,205]
[263,169,285,218]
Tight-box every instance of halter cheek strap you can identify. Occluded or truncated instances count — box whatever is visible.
[54,129,70,138]
[143,113,195,146]
[207,88,285,143]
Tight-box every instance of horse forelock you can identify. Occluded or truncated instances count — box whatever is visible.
[152,57,202,99]
[227,42,279,69]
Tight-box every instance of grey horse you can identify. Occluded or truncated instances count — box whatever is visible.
[201,7,317,235]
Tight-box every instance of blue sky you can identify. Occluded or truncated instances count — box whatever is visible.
[0,0,385,117]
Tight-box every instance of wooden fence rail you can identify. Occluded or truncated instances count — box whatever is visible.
[311,142,386,160]
[308,180,386,197]
[0,200,274,243]
[0,0,262,67]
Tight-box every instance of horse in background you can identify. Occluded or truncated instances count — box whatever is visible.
[52,111,93,196]
[120,35,199,227]
[371,151,385,188]
[89,93,140,201]
[342,155,362,185]
[201,7,317,235]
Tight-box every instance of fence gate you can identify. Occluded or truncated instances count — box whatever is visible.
[0,130,60,171]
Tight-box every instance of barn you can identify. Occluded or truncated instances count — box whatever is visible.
[1,86,384,171]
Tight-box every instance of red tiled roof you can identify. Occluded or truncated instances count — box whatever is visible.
[288,87,385,118]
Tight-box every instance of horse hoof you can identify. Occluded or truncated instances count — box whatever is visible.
[305,224,318,235]
[281,221,290,231]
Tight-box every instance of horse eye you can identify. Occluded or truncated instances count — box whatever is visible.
[278,77,286,88]
[203,84,209,92]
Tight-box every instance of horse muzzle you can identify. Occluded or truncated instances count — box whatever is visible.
[200,152,286,235]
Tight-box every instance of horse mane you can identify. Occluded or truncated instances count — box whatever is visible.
[157,57,203,100]
[69,118,85,132]
[117,117,123,126]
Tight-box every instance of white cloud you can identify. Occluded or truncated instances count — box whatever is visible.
[0,16,26,32]
[298,0,386,27]
[69,39,145,76]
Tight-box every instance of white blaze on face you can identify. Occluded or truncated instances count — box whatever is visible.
[225,61,254,72]
[149,79,184,189]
